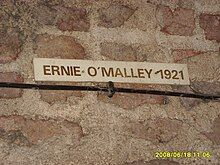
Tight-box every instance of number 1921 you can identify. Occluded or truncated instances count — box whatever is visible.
[155,70,184,80]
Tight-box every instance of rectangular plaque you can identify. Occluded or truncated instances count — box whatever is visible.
[33,58,190,85]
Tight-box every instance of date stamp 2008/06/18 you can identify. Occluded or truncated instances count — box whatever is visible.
[155,151,211,159]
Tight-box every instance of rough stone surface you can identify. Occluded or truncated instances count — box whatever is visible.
[40,86,84,104]
[40,90,74,104]
[100,42,168,63]
[134,44,168,63]
[55,6,90,32]
[34,34,86,59]
[97,76,167,110]
[33,4,58,26]
[0,115,83,145]
[172,49,201,62]
[148,0,195,10]
[172,85,202,110]
[156,6,195,36]
[173,81,220,110]
[98,4,135,28]
[0,129,30,146]
[124,118,182,143]
[178,52,220,81]
[124,159,180,165]
[0,0,90,41]
[199,14,220,42]
[191,81,220,95]
[205,115,220,145]
[98,92,166,109]
[31,1,90,32]
[40,0,63,7]
[100,42,143,61]
[0,0,39,39]
[0,32,22,64]
[124,3,157,31]
[0,72,23,99]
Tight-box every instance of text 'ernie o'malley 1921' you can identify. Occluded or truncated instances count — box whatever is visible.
[33,58,190,85]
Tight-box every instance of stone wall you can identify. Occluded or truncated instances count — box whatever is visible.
[0,0,219,164]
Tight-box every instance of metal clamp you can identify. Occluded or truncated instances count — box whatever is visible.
[107,81,115,98]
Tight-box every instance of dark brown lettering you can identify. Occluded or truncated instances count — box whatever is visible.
[74,66,81,76]
[124,68,131,77]
[43,65,51,75]
[88,67,97,77]
[137,69,145,78]
[131,68,138,78]
[144,69,152,78]
[51,65,60,75]
[70,66,73,76]
[101,67,114,77]
[115,68,124,77]
[61,66,70,76]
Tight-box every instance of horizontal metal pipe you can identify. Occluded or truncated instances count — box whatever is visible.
[0,82,219,100]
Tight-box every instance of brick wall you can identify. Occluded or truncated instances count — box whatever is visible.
[0,0,219,164]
